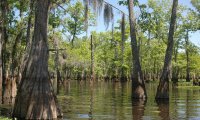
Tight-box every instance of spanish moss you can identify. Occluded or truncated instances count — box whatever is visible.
[104,3,113,29]
[97,0,104,15]
[83,0,89,32]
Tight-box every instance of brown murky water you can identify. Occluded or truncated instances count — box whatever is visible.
[1,81,200,120]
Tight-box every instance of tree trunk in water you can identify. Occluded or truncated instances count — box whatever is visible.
[155,0,178,99]
[172,40,179,83]
[90,35,94,81]
[0,22,2,103]
[128,0,147,99]
[114,39,119,80]
[53,36,61,94]
[12,0,62,119]
[185,30,190,82]
[138,37,142,66]
[120,13,126,82]
[132,99,146,119]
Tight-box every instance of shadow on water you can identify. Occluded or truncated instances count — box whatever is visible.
[88,81,94,120]
[156,100,170,120]
[132,99,146,120]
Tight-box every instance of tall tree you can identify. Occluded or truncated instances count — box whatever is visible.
[0,0,9,103]
[185,30,190,82]
[66,1,85,46]
[155,0,178,99]
[12,0,62,119]
[90,35,94,80]
[181,5,199,82]
[0,1,3,103]
[128,0,147,99]
[120,13,127,82]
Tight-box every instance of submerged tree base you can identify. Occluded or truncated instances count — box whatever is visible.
[120,76,128,82]
[12,77,62,119]
[155,80,169,100]
[132,82,147,99]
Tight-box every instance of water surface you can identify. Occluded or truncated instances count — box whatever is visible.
[1,81,200,120]
[58,81,200,120]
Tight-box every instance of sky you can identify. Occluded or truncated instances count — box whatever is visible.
[90,0,200,47]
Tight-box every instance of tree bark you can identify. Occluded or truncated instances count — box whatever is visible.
[90,35,94,81]
[120,13,126,82]
[9,30,23,100]
[0,20,2,103]
[12,0,62,119]
[11,30,23,78]
[114,39,119,80]
[155,0,178,99]
[128,0,147,99]
[71,19,77,46]
[0,0,8,104]
[172,40,179,83]
[17,0,34,85]
[53,36,61,94]
[25,0,34,48]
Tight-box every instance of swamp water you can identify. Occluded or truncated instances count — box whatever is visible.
[1,81,200,119]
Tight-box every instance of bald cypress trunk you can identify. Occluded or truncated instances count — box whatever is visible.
[90,35,94,81]
[53,36,61,94]
[120,13,127,82]
[0,20,2,103]
[0,0,8,104]
[172,40,179,83]
[128,0,147,99]
[12,0,62,119]
[155,0,178,99]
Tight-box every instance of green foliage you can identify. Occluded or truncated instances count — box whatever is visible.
[1,0,200,81]
[191,0,200,12]
[118,0,139,6]
[0,117,11,120]
[65,1,85,34]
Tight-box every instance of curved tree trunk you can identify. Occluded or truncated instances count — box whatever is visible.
[155,0,178,99]
[12,0,62,119]
[128,0,147,99]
